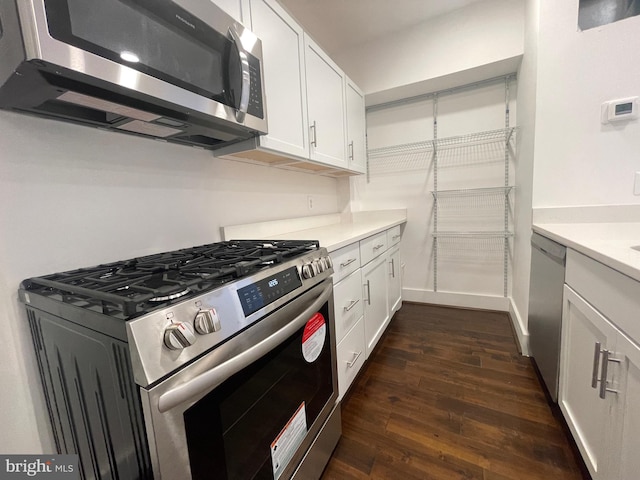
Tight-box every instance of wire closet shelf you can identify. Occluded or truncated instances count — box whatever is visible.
[366,127,517,176]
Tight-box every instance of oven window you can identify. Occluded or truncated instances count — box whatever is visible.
[184,303,334,480]
[45,0,228,100]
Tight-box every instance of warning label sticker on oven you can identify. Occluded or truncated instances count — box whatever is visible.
[270,402,307,480]
[301,312,326,363]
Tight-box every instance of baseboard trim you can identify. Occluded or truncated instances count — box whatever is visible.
[508,298,530,356]
[402,288,510,312]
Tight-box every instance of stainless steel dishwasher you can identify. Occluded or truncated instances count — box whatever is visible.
[528,232,567,402]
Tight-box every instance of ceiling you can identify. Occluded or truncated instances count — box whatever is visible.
[277,0,488,56]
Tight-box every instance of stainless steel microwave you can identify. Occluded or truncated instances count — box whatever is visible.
[0,0,267,149]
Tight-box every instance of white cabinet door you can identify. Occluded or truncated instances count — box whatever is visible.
[388,246,401,315]
[345,78,366,174]
[304,35,347,169]
[362,254,389,359]
[336,317,365,401]
[247,0,309,158]
[214,0,243,23]
[610,331,640,480]
[560,286,617,480]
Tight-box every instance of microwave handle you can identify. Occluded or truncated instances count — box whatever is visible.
[228,26,251,123]
[157,282,333,413]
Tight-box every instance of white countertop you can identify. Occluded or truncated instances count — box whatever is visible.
[533,222,640,282]
[223,210,407,252]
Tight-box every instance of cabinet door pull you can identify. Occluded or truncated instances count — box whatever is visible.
[599,349,621,399]
[349,141,354,160]
[346,351,362,368]
[591,342,602,388]
[344,299,360,312]
[364,281,371,305]
[389,258,395,278]
[340,258,357,268]
[310,121,317,147]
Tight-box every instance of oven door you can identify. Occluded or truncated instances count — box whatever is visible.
[140,279,338,480]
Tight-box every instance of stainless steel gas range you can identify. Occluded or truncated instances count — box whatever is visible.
[20,240,341,480]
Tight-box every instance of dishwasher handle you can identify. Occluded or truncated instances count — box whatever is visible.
[531,233,566,265]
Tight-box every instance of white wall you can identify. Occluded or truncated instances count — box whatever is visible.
[511,0,540,354]
[532,0,640,207]
[0,111,339,453]
[335,0,524,99]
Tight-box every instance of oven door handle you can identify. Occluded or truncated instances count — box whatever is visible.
[157,282,333,413]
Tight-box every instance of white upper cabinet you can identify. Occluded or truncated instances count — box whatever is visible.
[218,0,365,176]
[213,0,244,23]
[345,78,367,174]
[304,35,347,169]
[244,0,309,158]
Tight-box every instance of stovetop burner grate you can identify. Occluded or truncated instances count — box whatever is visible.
[22,240,319,318]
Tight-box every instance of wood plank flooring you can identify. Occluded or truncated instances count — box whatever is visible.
[321,303,588,480]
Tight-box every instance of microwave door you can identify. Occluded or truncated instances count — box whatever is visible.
[227,26,250,123]
[43,0,236,112]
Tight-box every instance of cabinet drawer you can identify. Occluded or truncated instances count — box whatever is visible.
[333,269,364,343]
[336,316,365,401]
[360,232,387,266]
[387,225,401,246]
[566,249,640,345]
[330,243,360,283]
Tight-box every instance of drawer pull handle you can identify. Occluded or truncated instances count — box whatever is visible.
[340,258,357,268]
[599,349,621,399]
[591,342,601,389]
[373,243,385,251]
[392,234,401,240]
[344,299,360,312]
[346,351,362,368]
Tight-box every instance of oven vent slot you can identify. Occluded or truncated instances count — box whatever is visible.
[174,134,225,147]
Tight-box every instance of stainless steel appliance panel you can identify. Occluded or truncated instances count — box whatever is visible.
[528,232,567,402]
[0,0,267,148]
[140,279,338,480]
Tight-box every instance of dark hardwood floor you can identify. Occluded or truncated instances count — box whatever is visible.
[321,303,588,480]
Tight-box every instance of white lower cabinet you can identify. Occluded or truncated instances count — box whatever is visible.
[560,286,618,479]
[362,253,390,358]
[336,317,365,401]
[613,330,640,480]
[560,256,640,480]
[333,269,364,344]
[330,225,403,400]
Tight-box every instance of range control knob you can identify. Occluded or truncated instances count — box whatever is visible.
[194,308,221,335]
[324,256,333,270]
[314,259,325,273]
[301,263,315,279]
[164,322,196,350]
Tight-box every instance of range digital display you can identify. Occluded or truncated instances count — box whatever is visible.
[237,267,302,316]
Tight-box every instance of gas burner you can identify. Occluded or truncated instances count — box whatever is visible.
[22,240,320,319]
[149,288,191,303]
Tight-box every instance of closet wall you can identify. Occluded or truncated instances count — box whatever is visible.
[351,79,517,310]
